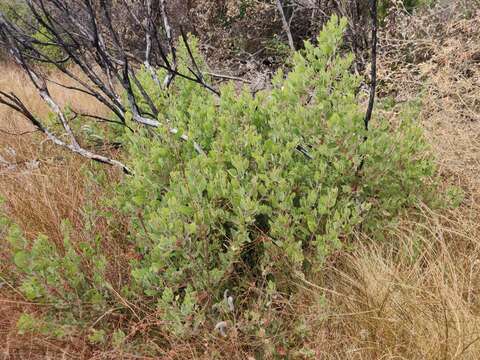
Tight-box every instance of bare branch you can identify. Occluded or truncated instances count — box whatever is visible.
[180,28,220,97]
[0,128,40,136]
[0,89,132,174]
[0,0,217,172]
[364,0,378,131]
[159,0,176,87]
[275,0,296,52]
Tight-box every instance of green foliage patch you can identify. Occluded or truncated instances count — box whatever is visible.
[4,219,109,310]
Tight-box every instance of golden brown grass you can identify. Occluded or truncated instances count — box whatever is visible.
[0,62,113,242]
[298,202,480,359]
[1,2,480,359]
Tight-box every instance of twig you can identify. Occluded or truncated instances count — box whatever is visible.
[206,72,252,84]
[89,307,122,329]
[275,0,295,52]
[106,283,141,321]
[364,0,378,131]
[0,127,39,136]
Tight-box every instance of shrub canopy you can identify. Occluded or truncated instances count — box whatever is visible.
[4,16,436,339]
[116,16,435,334]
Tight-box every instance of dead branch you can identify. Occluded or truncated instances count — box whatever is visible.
[275,0,296,52]
[0,0,218,173]
[364,0,378,131]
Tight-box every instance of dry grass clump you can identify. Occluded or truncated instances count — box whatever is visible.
[298,202,480,359]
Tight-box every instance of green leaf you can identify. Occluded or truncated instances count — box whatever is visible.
[13,251,29,269]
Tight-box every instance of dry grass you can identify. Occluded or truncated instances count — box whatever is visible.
[0,62,113,242]
[1,2,480,359]
[298,202,480,359]
[379,2,480,195]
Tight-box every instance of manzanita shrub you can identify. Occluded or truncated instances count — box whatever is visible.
[2,16,436,345]
[115,16,435,335]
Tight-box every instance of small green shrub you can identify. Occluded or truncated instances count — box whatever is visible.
[112,16,436,336]
[4,218,109,311]
[16,313,70,339]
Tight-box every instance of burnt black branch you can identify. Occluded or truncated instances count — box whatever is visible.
[0,0,219,173]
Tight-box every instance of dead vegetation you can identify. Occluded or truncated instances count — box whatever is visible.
[1,1,480,359]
